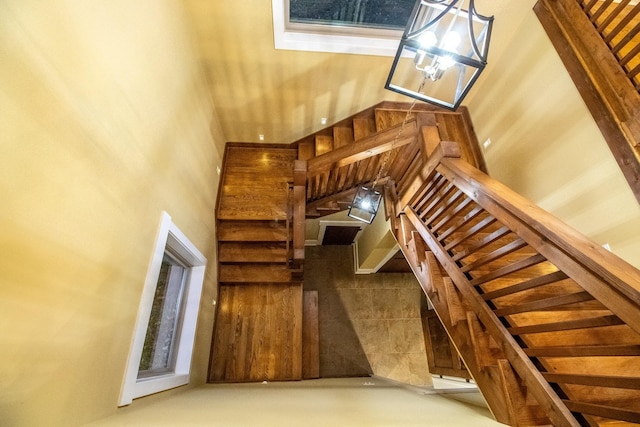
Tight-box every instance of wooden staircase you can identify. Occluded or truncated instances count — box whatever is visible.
[209,145,304,382]
[296,101,484,218]
[208,101,640,426]
[390,141,640,426]
[208,102,482,383]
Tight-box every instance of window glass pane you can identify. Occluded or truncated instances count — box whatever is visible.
[290,0,415,30]
[138,253,187,377]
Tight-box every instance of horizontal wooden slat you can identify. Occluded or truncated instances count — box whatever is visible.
[481,270,569,301]
[442,214,496,251]
[508,314,624,335]
[470,254,547,287]
[562,400,640,424]
[420,183,458,223]
[493,291,594,317]
[451,225,509,265]
[543,372,640,389]
[461,238,528,273]
[431,196,473,234]
[524,344,640,357]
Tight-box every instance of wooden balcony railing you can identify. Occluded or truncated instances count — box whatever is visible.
[535,0,640,204]
[578,0,640,90]
[390,141,640,426]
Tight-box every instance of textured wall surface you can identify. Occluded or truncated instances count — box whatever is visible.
[0,1,222,425]
[304,245,432,386]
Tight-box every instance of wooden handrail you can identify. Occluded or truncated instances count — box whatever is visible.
[306,119,418,177]
[393,140,640,426]
[438,157,640,332]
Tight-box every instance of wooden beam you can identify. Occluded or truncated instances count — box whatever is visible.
[307,120,418,175]
[304,177,390,217]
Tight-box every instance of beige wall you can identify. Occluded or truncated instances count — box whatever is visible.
[0,1,223,426]
[355,201,398,272]
[469,6,640,269]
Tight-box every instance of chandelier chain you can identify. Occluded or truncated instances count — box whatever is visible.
[372,77,427,188]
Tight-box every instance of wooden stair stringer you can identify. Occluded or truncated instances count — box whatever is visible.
[394,213,553,426]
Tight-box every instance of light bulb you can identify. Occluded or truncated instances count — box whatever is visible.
[442,31,461,51]
[361,199,371,210]
[418,31,437,48]
[438,55,456,70]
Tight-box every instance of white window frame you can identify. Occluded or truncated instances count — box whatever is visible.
[119,211,207,406]
[272,0,404,56]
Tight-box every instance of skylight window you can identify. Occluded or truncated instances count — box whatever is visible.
[289,0,414,30]
[273,0,414,56]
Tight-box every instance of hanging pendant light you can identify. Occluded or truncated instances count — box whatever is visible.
[348,186,382,224]
[348,96,422,224]
[385,0,493,110]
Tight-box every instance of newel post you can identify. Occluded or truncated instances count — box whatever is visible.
[292,160,307,268]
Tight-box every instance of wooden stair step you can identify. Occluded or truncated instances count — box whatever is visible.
[298,140,315,161]
[562,400,640,424]
[315,135,333,156]
[374,108,413,132]
[508,314,624,335]
[481,270,569,301]
[524,344,640,357]
[333,126,354,148]
[219,263,296,283]
[451,225,511,262]
[352,116,376,140]
[442,213,496,250]
[542,373,640,389]
[460,238,528,273]
[493,291,595,316]
[218,220,288,242]
[470,253,547,286]
[219,242,288,263]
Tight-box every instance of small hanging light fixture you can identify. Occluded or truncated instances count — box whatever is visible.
[348,96,422,224]
[348,186,382,224]
[385,0,493,110]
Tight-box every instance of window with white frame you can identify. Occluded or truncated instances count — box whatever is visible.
[272,0,414,56]
[119,212,207,406]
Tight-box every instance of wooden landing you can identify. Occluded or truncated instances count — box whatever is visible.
[217,146,297,221]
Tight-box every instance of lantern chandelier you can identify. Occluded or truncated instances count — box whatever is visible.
[385,0,494,110]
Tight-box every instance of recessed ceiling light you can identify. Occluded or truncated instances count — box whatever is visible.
[483,138,492,149]
[259,134,265,141]
[320,117,327,125]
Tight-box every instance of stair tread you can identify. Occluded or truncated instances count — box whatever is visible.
[543,372,640,388]
[218,220,288,242]
[219,242,288,263]
[562,399,640,424]
[219,263,295,283]
[525,344,640,357]
[508,314,624,335]
[493,290,595,316]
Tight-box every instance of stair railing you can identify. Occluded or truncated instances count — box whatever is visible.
[535,0,640,204]
[394,141,640,426]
